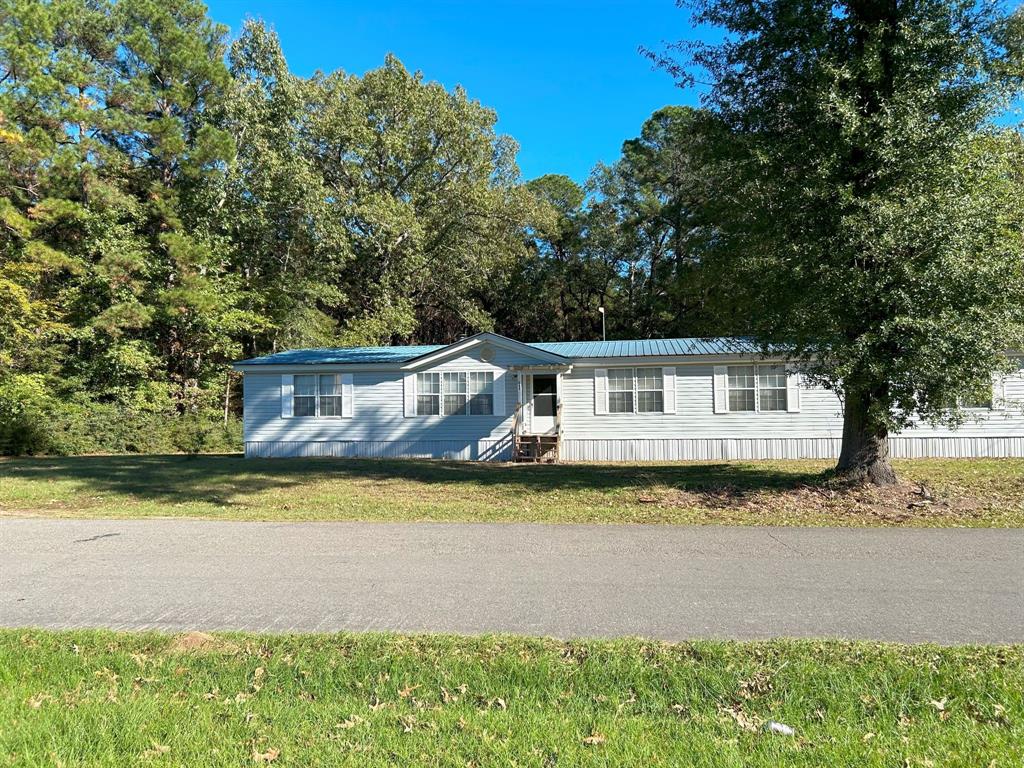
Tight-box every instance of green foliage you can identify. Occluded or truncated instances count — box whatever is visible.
[650,0,1024,478]
[0,373,240,455]
[0,5,542,454]
[2,0,1021,458]
[492,108,725,342]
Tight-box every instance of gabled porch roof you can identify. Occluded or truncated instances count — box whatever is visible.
[398,332,571,370]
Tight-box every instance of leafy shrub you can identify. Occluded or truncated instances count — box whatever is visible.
[0,378,242,456]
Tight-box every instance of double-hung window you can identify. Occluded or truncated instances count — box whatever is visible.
[723,364,788,412]
[605,368,667,414]
[727,366,757,412]
[293,374,317,417]
[468,372,495,415]
[293,374,342,417]
[757,366,788,412]
[443,372,468,415]
[635,367,664,413]
[416,371,495,416]
[416,373,441,415]
[607,369,634,413]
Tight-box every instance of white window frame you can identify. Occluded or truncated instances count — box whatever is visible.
[415,370,495,416]
[607,368,635,414]
[724,364,787,413]
[756,365,789,412]
[468,371,496,415]
[604,367,667,415]
[635,367,665,413]
[292,373,344,418]
[416,372,441,416]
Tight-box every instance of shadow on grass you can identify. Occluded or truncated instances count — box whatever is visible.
[0,454,831,507]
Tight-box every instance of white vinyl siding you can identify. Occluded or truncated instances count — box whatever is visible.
[244,347,524,456]
[562,364,836,441]
[244,352,1024,461]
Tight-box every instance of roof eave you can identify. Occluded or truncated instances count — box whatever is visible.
[399,331,570,370]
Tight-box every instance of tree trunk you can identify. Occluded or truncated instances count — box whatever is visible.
[836,389,897,485]
[223,370,232,427]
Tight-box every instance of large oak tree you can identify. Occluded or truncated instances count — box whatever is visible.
[653,0,1024,484]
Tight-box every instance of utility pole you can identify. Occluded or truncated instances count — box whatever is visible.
[598,306,606,341]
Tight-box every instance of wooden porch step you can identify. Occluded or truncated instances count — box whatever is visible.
[513,434,560,463]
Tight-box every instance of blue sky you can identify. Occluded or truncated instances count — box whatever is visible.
[204,1,1021,183]
[204,0,699,183]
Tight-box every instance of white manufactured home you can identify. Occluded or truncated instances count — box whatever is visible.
[234,332,1024,461]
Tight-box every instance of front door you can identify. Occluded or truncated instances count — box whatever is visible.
[531,375,557,434]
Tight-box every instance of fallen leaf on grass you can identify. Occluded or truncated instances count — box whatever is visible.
[398,684,420,699]
[251,667,265,692]
[253,747,279,762]
[719,704,763,733]
[368,696,390,711]
[27,693,53,709]
[336,715,365,730]
[582,732,606,746]
[930,698,951,720]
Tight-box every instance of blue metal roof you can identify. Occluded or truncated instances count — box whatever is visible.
[238,345,445,365]
[530,337,761,358]
[235,337,762,366]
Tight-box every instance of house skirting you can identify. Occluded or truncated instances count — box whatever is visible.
[559,436,1024,461]
[244,438,513,461]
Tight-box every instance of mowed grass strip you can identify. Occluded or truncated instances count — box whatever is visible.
[0,630,1020,767]
[1,455,1023,526]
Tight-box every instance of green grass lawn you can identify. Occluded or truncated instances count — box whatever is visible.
[1,454,1022,526]
[0,630,1020,767]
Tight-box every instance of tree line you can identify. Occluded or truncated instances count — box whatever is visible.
[0,0,724,454]
[2,0,1022,483]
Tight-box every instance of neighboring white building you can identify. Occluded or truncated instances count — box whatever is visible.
[233,332,1024,461]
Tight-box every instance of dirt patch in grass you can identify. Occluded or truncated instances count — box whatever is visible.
[641,479,998,526]
[166,631,238,655]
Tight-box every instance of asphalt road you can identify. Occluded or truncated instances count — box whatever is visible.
[1,519,1022,643]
